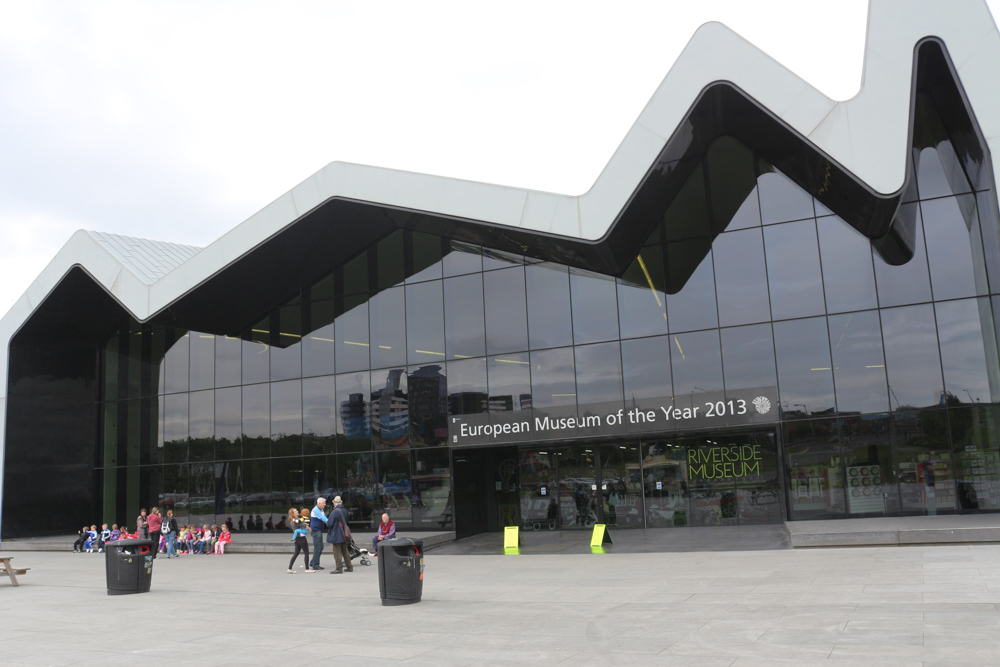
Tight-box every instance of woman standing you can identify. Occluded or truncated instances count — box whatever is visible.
[162,510,179,558]
[136,508,149,540]
[287,508,314,573]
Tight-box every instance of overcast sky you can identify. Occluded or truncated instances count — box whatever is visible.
[1,1,997,319]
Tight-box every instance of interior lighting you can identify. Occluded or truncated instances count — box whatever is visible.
[495,358,529,364]
[674,337,685,359]
[415,350,445,356]
[379,345,392,349]
[810,367,831,371]
[551,393,576,397]
[865,364,885,368]
[310,337,335,342]
[344,341,369,347]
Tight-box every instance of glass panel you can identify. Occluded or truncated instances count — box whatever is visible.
[784,418,844,520]
[764,219,825,320]
[377,450,412,527]
[530,347,577,435]
[336,371,371,453]
[518,450,559,530]
[734,432,782,524]
[481,247,524,271]
[484,266,528,354]
[976,190,1000,295]
[922,195,989,301]
[214,387,241,461]
[406,280,446,364]
[665,240,717,332]
[817,216,879,314]
[670,330,724,412]
[840,414,894,516]
[408,363,448,447]
[641,441,689,527]
[713,227,771,327]
[302,375,336,456]
[188,390,215,463]
[873,203,933,307]
[757,166,814,225]
[828,310,889,414]
[773,317,836,418]
[685,434,738,526]
[570,268,619,344]
[442,241,483,278]
[371,368,409,450]
[574,342,624,437]
[880,304,944,411]
[412,448,452,528]
[335,297,370,373]
[163,333,189,394]
[241,383,270,459]
[341,252,370,296]
[301,320,335,378]
[621,336,672,435]
[447,356,488,413]
[241,459,272,533]
[338,452,377,530]
[487,353,532,442]
[525,263,573,349]
[162,392,188,464]
[369,287,406,369]
[189,333,215,391]
[617,246,668,339]
[895,407,955,515]
[271,457,304,528]
[271,379,302,458]
[663,164,710,242]
[214,335,242,388]
[241,339,269,386]
[443,273,486,360]
[936,298,997,405]
[270,307,302,381]
[706,135,760,232]
[950,406,1000,511]
[161,464,189,528]
[721,323,777,399]
[598,443,643,527]
[556,446,597,529]
[377,231,405,290]
[407,231,443,284]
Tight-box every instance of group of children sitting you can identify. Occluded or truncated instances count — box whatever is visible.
[167,524,232,555]
[73,524,128,553]
[72,523,233,555]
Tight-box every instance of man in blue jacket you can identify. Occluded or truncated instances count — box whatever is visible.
[308,497,330,570]
[326,496,353,574]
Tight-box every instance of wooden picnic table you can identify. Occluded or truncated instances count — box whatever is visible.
[0,556,29,586]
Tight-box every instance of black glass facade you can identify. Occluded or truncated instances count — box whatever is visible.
[5,39,1000,539]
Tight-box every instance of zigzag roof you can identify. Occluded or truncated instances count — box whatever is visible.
[2,0,1000,377]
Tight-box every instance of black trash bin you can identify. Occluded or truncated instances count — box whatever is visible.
[377,537,424,606]
[105,539,154,596]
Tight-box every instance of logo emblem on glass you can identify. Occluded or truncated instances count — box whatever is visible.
[752,396,771,415]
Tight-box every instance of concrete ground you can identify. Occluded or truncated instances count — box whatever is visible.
[2,541,1000,666]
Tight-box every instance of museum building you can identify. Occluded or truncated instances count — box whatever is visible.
[4,2,1000,539]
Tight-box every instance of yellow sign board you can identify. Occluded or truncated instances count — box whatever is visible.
[503,526,520,551]
[590,523,612,548]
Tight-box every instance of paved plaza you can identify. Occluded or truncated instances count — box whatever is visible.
[2,538,1000,666]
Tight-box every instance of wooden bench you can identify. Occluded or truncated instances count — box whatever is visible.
[0,557,29,587]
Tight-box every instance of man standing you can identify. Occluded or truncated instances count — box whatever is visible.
[326,496,353,574]
[147,507,162,558]
[308,497,330,570]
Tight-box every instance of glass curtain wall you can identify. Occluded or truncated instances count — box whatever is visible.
[96,111,1000,530]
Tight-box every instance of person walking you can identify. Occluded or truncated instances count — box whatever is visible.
[147,507,163,558]
[287,508,314,573]
[308,497,330,570]
[326,496,353,574]
[136,508,149,540]
[162,509,179,558]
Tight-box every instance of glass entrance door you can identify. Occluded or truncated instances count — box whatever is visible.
[556,446,597,529]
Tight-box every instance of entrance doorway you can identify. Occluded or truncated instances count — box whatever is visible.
[450,430,782,537]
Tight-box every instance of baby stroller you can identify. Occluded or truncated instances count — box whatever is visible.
[347,538,372,566]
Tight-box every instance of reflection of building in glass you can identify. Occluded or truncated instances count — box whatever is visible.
[340,393,371,440]
[409,365,448,442]
[371,369,409,447]
[489,394,532,412]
